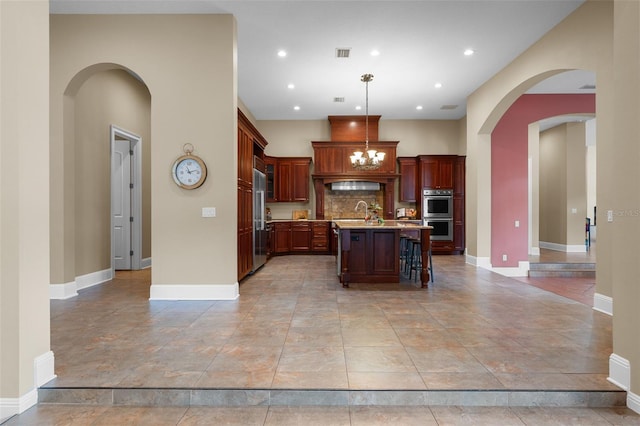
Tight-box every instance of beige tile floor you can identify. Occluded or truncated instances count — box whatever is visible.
[46,254,616,392]
[7,252,640,425]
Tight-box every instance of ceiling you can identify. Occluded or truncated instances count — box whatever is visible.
[50,0,595,122]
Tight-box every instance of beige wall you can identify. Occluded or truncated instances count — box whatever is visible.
[539,125,567,244]
[50,15,238,291]
[74,69,151,275]
[0,0,50,400]
[565,122,587,245]
[612,0,640,394]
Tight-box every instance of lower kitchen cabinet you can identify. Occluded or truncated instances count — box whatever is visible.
[270,221,330,255]
[312,221,330,252]
[291,222,312,252]
[273,222,291,254]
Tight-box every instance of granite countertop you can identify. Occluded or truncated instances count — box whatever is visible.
[267,219,328,223]
[333,220,432,230]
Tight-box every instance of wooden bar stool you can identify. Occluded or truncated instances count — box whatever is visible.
[408,238,434,283]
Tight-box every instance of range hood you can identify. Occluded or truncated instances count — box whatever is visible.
[330,181,381,191]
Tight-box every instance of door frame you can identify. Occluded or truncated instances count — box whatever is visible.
[110,125,142,272]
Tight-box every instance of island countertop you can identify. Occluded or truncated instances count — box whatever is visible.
[333,220,432,230]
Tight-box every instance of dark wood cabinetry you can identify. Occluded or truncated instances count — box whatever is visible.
[311,141,399,220]
[453,157,465,253]
[397,155,465,255]
[237,110,267,281]
[312,221,330,252]
[339,228,400,283]
[291,221,312,252]
[273,222,292,254]
[265,156,277,202]
[270,221,330,255]
[418,155,454,190]
[265,156,311,202]
[398,157,417,202]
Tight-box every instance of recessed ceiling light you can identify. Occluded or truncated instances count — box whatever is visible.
[287,83,295,89]
[355,105,362,111]
[416,105,423,110]
[434,82,442,89]
[277,50,287,58]
[293,105,300,111]
[464,49,474,56]
[370,50,380,57]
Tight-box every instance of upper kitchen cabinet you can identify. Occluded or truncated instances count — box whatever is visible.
[265,156,277,202]
[418,155,454,190]
[397,157,417,202]
[265,156,312,203]
[311,141,398,176]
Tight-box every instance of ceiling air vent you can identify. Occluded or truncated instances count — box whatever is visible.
[440,105,458,110]
[333,97,345,103]
[580,84,596,90]
[335,48,351,58]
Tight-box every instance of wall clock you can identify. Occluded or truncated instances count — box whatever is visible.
[172,143,207,189]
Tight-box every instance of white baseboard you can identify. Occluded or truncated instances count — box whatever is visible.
[628,391,640,415]
[0,389,37,422]
[0,350,54,422]
[529,246,540,256]
[141,257,152,269]
[50,268,113,299]
[49,281,78,300]
[468,255,529,277]
[593,293,613,316]
[539,241,587,253]
[34,351,56,387]
[490,261,530,277]
[149,283,239,300]
[76,268,112,291]
[465,254,491,269]
[608,353,630,390]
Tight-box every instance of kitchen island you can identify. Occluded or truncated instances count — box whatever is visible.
[333,220,432,288]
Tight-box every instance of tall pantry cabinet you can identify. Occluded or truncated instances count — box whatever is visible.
[237,110,267,281]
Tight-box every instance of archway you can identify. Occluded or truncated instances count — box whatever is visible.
[50,63,151,299]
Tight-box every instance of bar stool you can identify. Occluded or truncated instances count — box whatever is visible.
[407,238,421,281]
[399,234,410,273]
[407,238,434,283]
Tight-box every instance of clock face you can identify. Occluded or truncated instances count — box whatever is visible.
[172,155,207,189]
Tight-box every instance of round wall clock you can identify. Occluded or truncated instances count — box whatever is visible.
[172,143,207,189]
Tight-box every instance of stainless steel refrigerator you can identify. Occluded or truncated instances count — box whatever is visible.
[252,168,267,272]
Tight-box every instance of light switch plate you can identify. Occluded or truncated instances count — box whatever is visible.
[607,210,613,222]
[202,207,216,218]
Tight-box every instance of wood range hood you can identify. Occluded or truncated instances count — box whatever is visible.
[312,115,399,220]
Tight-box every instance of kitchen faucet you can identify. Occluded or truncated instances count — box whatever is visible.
[355,200,368,221]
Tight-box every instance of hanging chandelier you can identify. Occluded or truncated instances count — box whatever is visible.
[350,73,385,170]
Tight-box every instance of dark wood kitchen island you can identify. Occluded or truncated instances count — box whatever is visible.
[333,220,432,288]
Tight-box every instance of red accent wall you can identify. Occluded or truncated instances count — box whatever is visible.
[491,94,595,267]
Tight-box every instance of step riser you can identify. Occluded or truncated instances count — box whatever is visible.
[529,270,595,278]
[530,263,595,271]
[38,388,626,408]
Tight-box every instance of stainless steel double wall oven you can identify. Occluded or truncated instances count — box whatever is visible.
[422,189,453,241]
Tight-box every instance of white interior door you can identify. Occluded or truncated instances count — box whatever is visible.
[112,139,132,270]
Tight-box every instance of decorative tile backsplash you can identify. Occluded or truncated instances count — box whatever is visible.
[324,189,384,219]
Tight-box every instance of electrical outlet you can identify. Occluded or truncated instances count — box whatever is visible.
[502,254,508,262]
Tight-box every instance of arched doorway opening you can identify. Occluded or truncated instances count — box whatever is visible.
[50,64,151,299]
